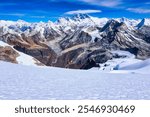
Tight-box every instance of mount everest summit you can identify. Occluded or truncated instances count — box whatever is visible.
[0,14,150,69]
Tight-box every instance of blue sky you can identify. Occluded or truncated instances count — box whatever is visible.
[0,0,150,22]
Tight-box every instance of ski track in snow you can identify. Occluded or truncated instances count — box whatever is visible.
[0,61,150,100]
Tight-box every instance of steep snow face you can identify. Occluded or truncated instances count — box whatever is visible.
[55,17,77,30]
[0,19,60,37]
[136,18,150,28]
[0,61,150,100]
[72,14,90,20]
[71,14,109,26]
[16,51,42,66]
[56,14,109,27]
[91,17,109,27]
[115,17,140,27]
[0,20,31,32]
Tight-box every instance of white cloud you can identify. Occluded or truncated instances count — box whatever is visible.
[145,2,150,4]
[127,8,150,14]
[30,16,46,18]
[78,0,122,7]
[0,3,17,6]
[65,9,101,15]
[0,13,25,17]
[100,1,122,7]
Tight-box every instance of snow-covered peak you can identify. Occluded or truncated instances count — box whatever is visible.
[55,14,92,27]
[16,19,29,24]
[0,20,30,27]
[56,14,109,28]
[56,14,91,24]
[72,13,90,20]
[119,17,129,22]
[137,18,150,28]
[56,17,73,25]
[90,17,109,27]
[115,17,140,27]
[0,16,149,38]
[0,20,15,27]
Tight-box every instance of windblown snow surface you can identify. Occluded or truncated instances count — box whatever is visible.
[0,59,150,100]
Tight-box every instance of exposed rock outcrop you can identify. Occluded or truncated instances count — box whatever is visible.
[0,46,19,63]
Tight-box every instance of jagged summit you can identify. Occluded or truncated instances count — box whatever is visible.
[101,19,120,32]
[119,17,128,22]
[56,14,90,23]
[56,17,72,25]
[115,17,140,27]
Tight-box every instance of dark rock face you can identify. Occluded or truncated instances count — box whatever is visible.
[98,20,150,59]
[81,59,100,69]
[59,30,92,50]
[53,48,84,69]
[46,46,112,69]
[80,50,112,69]
[125,47,139,56]
[14,45,57,66]
[138,26,150,43]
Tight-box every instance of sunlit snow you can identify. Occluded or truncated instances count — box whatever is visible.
[0,61,150,100]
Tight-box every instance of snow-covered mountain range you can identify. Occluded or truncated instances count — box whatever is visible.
[0,14,150,69]
[1,14,150,100]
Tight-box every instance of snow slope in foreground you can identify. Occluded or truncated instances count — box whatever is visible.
[117,59,150,70]
[0,61,150,100]
[109,59,150,74]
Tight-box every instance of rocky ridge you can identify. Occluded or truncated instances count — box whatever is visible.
[0,14,150,69]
